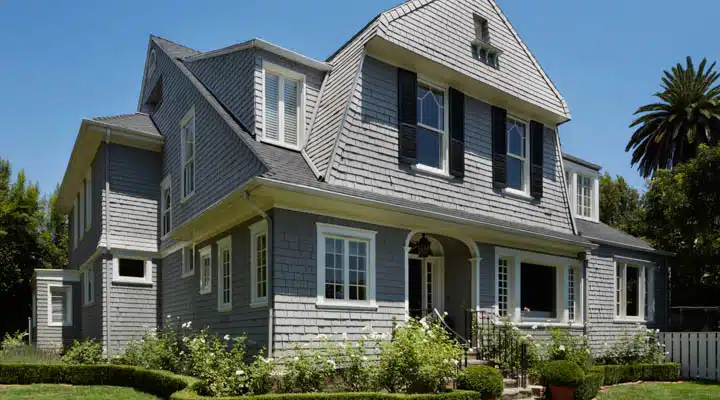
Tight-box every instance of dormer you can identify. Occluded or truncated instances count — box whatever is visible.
[563,153,601,223]
[471,14,502,69]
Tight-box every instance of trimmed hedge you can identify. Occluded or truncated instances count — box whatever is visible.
[573,373,603,400]
[540,360,585,388]
[456,366,503,400]
[591,363,680,385]
[0,363,193,398]
[171,390,485,400]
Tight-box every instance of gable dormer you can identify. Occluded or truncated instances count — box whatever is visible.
[563,153,601,223]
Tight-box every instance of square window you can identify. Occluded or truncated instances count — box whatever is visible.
[118,259,145,278]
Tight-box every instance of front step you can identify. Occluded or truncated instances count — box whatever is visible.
[501,385,543,400]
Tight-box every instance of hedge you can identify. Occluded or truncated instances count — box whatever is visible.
[540,360,585,388]
[0,363,194,398]
[591,363,680,385]
[573,373,603,400]
[171,390,485,400]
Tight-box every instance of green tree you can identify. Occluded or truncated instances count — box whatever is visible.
[626,57,720,178]
[598,172,645,237]
[643,145,720,306]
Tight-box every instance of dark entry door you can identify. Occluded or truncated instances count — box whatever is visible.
[409,258,422,319]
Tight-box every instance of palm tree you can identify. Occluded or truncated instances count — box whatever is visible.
[626,56,720,178]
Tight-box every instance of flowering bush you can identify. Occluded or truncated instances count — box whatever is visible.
[597,329,666,365]
[332,334,377,392]
[185,329,249,396]
[541,328,592,370]
[277,342,336,393]
[61,339,104,365]
[118,325,182,372]
[376,316,463,393]
[248,351,277,395]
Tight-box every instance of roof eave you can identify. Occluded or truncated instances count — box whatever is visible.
[582,235,674,256]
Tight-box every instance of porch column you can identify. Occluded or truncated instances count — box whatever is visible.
[403,246,411,321]
[469,258,482,311]
[512,258,521,323]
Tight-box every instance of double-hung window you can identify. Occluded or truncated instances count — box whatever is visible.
[416,81,448,173]
[83,265,94,305]
[182,246,195,277]
[616,261,655,321]
[263,63,304,149]
[576,175,593,218]
[180,107,195,200]
[250,220,268,306]
[48,285,72,326]
[160,176,172,238]
[316,223,377,309]
[217,236,232,311]
[199,246,212,295]
[85,169,92,231]
[506,117,528,193]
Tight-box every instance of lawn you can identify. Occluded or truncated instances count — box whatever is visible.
[0,384,158,399]
[597,381,720,399]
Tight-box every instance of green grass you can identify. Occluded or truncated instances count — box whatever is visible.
[597,381,720,400]
[0,384,159,399]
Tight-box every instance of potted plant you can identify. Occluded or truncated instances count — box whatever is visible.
[540,360,584,400]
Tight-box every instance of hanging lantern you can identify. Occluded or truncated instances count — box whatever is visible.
[417,234,433,258]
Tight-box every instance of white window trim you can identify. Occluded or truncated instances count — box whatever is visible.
[112,257,153,285]
[494,247,583,326]
[180,106,196,201]
[47,284,72,327]
[614,257,656,323]
[565,163,600,222]
[72,197,78,250]
[316,223,378,310]
[160,175,172,239]
[198,245,212,295]
[415,78,450,175]
[85,168,92,232]
[182,245,195,278]
[261,61,306,150]
[217,236,233,311]
[503,116,531,197]
[250,220,269,307]
[81,264,94,306]
[79,184,85,241]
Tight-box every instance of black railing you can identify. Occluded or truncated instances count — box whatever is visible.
[465,310,528,388]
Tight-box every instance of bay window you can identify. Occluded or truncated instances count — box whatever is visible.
[615,261,655,321]
[416,81,448,173]
[316,223,377,309]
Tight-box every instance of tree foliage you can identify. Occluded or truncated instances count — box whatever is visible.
[598,172,645,237]
[0,158,67,336]
[626,56,720,178]
[642,145,720,305]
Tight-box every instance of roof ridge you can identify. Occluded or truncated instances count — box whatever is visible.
[150,35,202,57]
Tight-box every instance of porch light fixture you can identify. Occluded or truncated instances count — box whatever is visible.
[417,234,433,258]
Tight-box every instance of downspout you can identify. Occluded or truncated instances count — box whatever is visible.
[243,191,273,358]
[104,128,112,361]
[581,250,590,338]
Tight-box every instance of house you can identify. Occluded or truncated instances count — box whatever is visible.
[31,0,671,357]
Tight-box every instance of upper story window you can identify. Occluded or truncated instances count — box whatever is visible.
[506,117,529,193]
[113,257,152,285]
[576,175,593,218]
[471,15,501,69]
[160,176,172,238]
[263,62,305,150]
[564,161,599,222]
[84,169,92,232]
[147,49,157,78]
[180,107,195,200]
[416,81,448,173]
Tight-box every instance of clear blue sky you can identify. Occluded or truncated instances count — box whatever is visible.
[0,0,716,195]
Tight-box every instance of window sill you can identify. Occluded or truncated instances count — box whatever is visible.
[613,318,649,324]
[112,278,153,287]
[182,271,195,279]
[502,187,533,201]
[217,305,232,312]
[575,215,598,223]
[250,300,268,308]
[199,288,211,295]
[260,137,301,152]
[411,164,453,180]
[48,322,72,328]
[315,300,378,311]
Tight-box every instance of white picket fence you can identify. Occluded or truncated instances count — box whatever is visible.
[659,332,720,380]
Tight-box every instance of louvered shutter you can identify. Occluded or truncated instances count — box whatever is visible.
[449,87,465,178]
[397,68,417,165]
[491,106,507,189]
[530,121,545,199]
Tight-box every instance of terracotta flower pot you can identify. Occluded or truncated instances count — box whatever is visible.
[550,385,577,400]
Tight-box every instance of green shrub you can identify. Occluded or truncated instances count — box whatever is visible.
[1,331,28,349]
[541,328,593,371]
[62,339,104,365]
[248,352,277,395]
[171,389,485,400]
[278,343,335,393]
[376,317,463,393]
[594,363,679,385]
[184,329,250,397]
[330,336,378,392]
[118,325,183,372]
[573,372,603,400]
[0,363,193,398]
[456,365,503,400]
[0,345,61,364]
[597,329,666,365]
[540,360,584,388]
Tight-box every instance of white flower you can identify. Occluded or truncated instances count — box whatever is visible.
[341,332,348,340]
[453,359,460,366]
[362,356,368,362]
[180,351,185,355]
[512,326,519,331]
[200,338,206,344]
[558,345,566,352]
[166,314,172,319]
[327,359,337,368]
[293,357,299,361]
[224,334,231,341]
[531,325,538,330]
[236,370,244,376]
[316,334,328,340]
[210,353,214,357]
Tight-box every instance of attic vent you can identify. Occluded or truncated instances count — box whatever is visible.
[471,14,502,69]
[143,77,163,114]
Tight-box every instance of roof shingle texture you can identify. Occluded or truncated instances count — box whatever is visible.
[90,113,160,137]
[575,219,655,251]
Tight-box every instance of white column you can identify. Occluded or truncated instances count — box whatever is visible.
[560,264,569,323]
[403,246,411,321]
[513,258,521,323]
[470,258,482,312]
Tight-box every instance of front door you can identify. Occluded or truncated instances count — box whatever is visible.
[409,257,444,319]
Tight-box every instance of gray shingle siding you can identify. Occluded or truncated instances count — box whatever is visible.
[81,257,104,340]
[35,279,81,350]
[69,148,105,269]
[146,40,266,241]
[271,209,407,354]
[159,217,269,351]
[327,56,573,234]
[585,245,668,352]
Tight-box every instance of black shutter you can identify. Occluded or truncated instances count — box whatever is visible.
[397,68,417,165]
[491,106,507,189]
[530,120,545,199]
[449,87,465,178]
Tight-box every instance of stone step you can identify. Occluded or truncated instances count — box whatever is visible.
[500,385,543,400]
